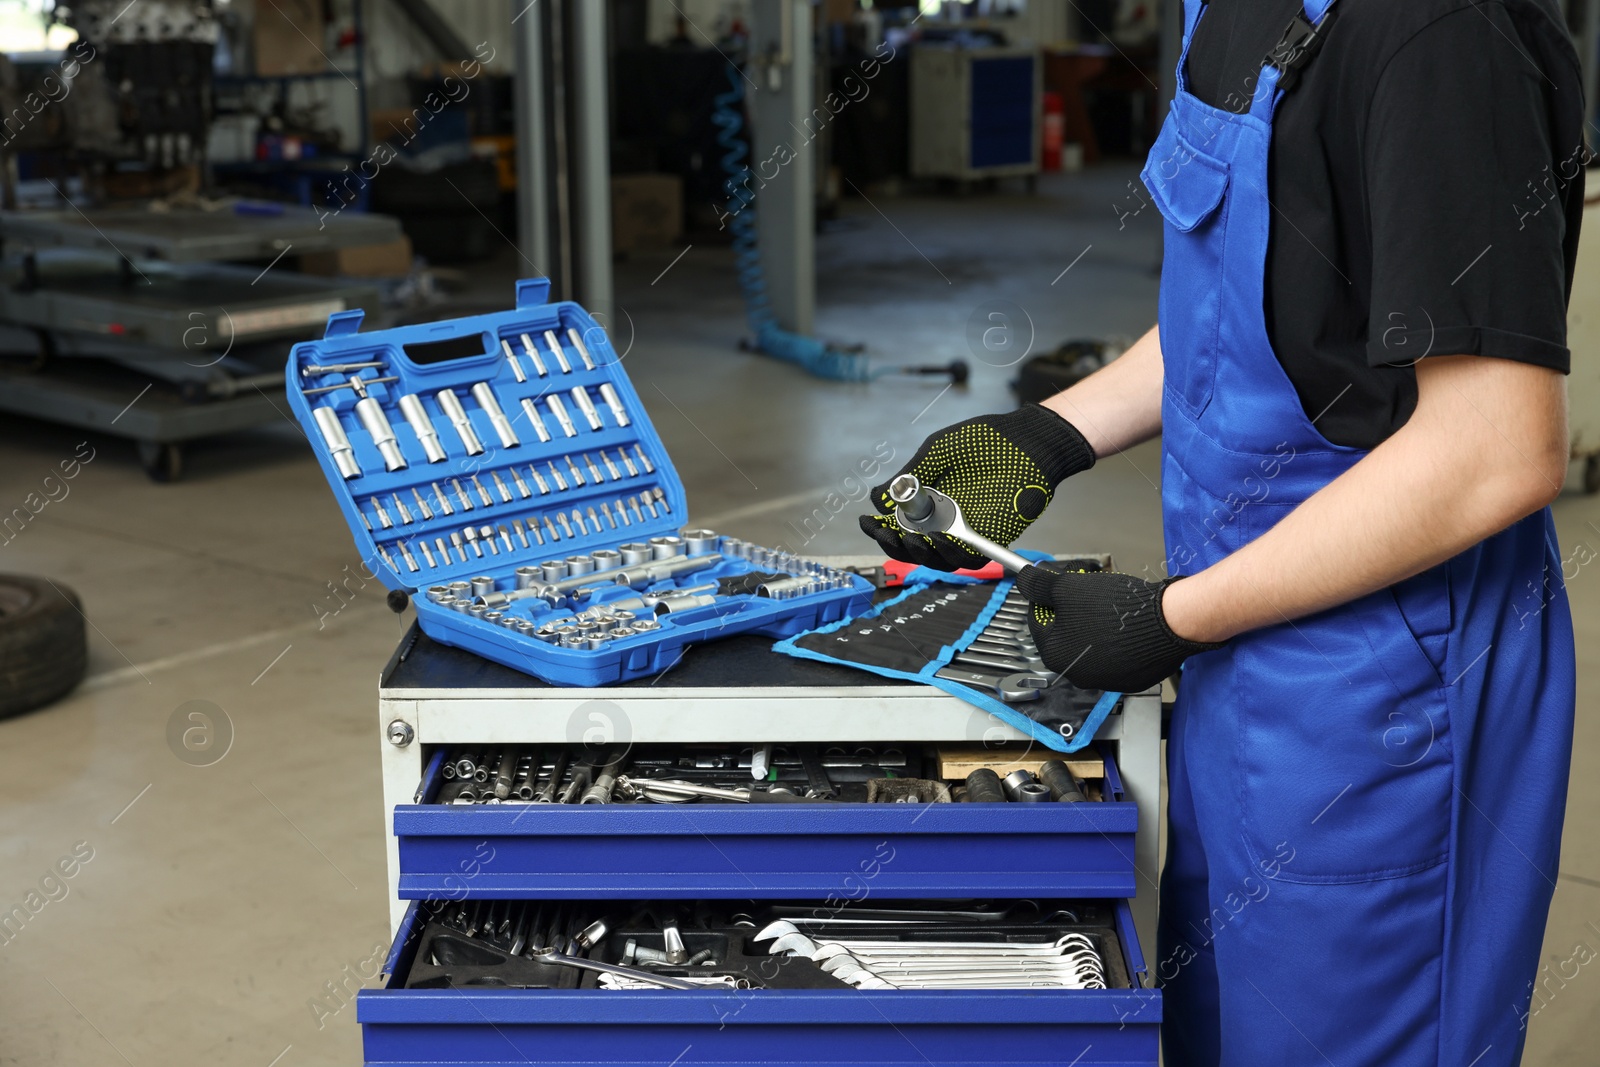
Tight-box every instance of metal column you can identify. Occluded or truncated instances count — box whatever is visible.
[511,0,612,317]
[748,0,815,336]
[570,0,614,322]
[512,0,552,280]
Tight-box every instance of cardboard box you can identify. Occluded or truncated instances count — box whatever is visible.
[611,173,683,253]
[299,236,414,278]
[254,0,326,76]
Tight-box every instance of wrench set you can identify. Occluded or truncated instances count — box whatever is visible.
[286,281,872,685]
[401,899,1121,992]
[426,743,1103,805]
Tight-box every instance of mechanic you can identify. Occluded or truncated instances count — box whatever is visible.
[861,1,1581,1064]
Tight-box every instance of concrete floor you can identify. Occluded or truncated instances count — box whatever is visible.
[0,164,1594,1065]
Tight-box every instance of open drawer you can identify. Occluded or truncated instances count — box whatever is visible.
[359,896,1161,1066]
[393,743,1137,899]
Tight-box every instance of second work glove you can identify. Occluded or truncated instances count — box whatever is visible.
[1014,564,1223,693]
[859,404,1095,571]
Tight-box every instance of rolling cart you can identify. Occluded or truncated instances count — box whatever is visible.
[365,554,1165,1066]
[0,201,398,480]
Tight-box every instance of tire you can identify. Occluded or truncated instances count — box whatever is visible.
[0,574,88,719]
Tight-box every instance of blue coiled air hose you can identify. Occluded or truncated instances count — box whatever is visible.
[711,64,967,385]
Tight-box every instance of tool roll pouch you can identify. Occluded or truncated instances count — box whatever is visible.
[773,554,1120,753]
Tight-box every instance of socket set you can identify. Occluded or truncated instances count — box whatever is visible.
[285,279,872,685]
[397,899,1124,992]
[422,742,1107,806]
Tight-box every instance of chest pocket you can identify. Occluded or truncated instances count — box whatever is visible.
[1141,117,1231,417]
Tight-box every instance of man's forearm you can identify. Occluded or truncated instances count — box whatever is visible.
[1162,357,1569,643]
[1042,324,1164,458]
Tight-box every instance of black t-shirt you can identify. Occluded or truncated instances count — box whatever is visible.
[1179,0,1584,449]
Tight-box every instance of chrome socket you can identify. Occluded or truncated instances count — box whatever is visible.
[499,338,527,382]
[471,576,496,598]
[565,555,595,576]
[545,394,578,438]
[570,386,603,431]
[567,326,597,370]
[543,329,573,373]
[681,529,719,557]
[515,566,541,590]
[312,406,362,479]
[520,398,552,443]
[519,333,548,376]
[649,536,685,560]
[598,382,630,426]
[436,389,485,455]
[398,394,447,463]
[619,543,652,567]
[426,585,451,602]
[355,396,407,472]
[541,560,569,582]
[653,593,717,614]
[632,617,660,633]
[757,576,814,599]
[591,549,622,572]
[608,627,635,641]
[471,383,520,448]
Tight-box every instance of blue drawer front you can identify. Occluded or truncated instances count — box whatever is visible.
[395,759,1137,900]
[397,804,1136,899]
[360,1009,1157,1066]
[359,900,1160,1066]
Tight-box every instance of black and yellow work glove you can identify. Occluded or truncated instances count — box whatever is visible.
[1014,563,1223,693]
[859,405,1095,571]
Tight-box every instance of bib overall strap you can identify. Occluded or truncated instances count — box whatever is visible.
[1270,0,1339,92]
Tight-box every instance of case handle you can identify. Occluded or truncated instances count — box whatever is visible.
[515,277,553,309]
[323,309,366,337]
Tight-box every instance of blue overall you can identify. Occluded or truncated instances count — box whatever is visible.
[1142,2,1576,1064]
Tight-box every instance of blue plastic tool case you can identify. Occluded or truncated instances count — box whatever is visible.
[285,279,872,685]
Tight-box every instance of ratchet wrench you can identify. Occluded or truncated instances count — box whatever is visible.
[888,474,1034,573]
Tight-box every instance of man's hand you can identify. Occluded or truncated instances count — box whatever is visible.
[1015,565,1221,692]
[859,405,1095,571]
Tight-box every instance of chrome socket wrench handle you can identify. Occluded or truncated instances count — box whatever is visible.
[435,389,485,455]
[354,396,407,472]
[470,383,520,448]
[311,406,362,479]
[398,394,448,463]
[888,474,1032,573]
[610,552,723,590]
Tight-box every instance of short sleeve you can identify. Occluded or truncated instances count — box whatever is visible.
[1363,2,1581,372]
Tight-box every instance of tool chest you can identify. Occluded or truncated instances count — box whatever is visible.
[393,742,1138,900]
[286,278,873,686]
